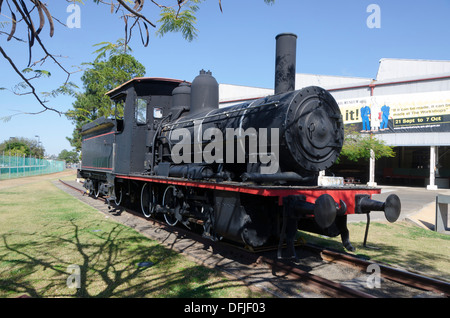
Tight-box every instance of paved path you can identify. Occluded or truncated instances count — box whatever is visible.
[0,169,76,190]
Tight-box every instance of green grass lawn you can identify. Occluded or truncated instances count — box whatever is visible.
[1,171,449,298]
[0,172,268,298]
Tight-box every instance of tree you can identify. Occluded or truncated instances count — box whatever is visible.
[65,48,146,151]
[0,0,275,117]
[337,125,395,184]
[0,137,45,157]
[339,125,395,162]
[58,149,79,164]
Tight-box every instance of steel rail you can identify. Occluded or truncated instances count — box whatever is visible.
[259,256,376,298]
[305,244,450,297]
[59,179,85,194]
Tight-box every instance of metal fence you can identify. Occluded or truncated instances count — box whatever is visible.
[0,154,65,180]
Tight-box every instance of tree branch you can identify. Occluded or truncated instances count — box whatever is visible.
[0,45,60,115]
[116,0,156,27]
[10,0,72,84]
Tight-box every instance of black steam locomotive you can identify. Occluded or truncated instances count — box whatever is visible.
[78,33,400,257]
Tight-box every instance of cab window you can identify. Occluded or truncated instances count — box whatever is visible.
[135,98,147,125]
[114,94,126,120]
[153,107,163,119]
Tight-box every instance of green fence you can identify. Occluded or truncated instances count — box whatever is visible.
[0,154,65,180]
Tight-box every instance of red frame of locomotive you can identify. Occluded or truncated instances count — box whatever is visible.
[115,174,381,215]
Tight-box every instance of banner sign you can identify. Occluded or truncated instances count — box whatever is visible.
[337,91,450,134]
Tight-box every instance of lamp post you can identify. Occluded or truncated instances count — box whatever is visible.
[35,135,40,174]
[35,135,42,158]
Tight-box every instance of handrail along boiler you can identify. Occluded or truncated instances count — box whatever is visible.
[78,33,401,257]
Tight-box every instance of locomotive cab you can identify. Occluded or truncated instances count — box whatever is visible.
[105,77,186,175]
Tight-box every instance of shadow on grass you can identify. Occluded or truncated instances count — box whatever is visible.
[0,220,253,298]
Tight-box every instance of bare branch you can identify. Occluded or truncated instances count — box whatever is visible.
[10,0,72,85]
[7,11,16,40]
[116,0,156,27]
[0,45,61,115]
[0,30,25,42]
[150,0,169,9]
[1,0,261,116]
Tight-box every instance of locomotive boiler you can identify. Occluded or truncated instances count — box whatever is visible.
[78,33,401,257]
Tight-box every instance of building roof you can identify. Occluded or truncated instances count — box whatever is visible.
[295,59,450,91]
[376,58,450,82]
[218,74,375,105]
[295,73,373,89]
[219,84,274,104]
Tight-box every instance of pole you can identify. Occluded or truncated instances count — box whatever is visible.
[427,146,437,190]
[367,149,377,187]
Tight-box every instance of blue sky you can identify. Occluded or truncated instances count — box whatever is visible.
[1,0,450,156]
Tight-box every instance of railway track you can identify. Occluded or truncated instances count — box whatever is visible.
[303,243,450,297]
[58,179,449,298]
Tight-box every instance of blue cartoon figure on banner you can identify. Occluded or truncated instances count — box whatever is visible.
[380,104,390,130]
[360,105,371,132]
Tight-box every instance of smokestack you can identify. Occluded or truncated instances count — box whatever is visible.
[274,33,297,95]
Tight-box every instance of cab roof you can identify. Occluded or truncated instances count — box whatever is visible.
[106,77,188,98]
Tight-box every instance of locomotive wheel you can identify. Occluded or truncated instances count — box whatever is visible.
[162,185,180,226]
[141,183,156,218]
[240,195,273,247]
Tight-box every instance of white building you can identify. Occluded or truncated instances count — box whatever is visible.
[219,58,450,189]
